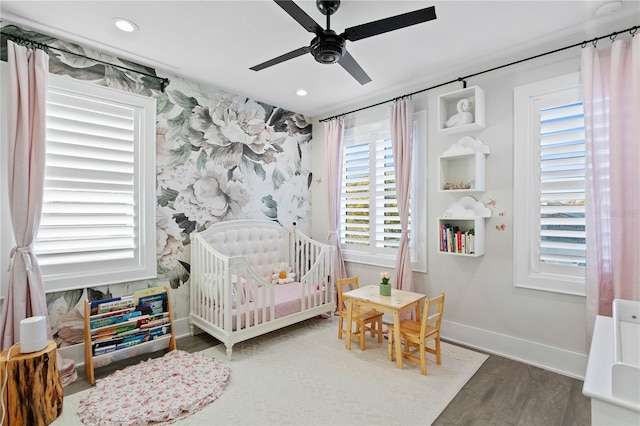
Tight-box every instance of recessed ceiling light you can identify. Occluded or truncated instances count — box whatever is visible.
[296,89,308,96]
[113,18,139,33]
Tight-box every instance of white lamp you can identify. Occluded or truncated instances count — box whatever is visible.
[19,316,48,353]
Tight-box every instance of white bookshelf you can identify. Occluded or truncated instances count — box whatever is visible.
[438,217,485,257]
[439,152,486,192]
[438,197,491,257]
[438,86,485,134]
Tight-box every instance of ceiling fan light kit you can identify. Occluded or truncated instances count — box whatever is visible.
[250,0,437,84]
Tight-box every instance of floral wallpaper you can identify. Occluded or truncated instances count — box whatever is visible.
[1,25,312,348]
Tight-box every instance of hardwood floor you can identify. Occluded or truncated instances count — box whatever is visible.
[433,346,591,426]
[64,333,591,425]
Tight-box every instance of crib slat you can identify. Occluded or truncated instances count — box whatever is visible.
[189,221,335,359]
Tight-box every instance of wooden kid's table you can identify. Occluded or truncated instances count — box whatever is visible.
[343,284,426,369]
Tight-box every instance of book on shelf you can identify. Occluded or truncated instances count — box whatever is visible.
[89,297,120,315]
[139,315,170,329]
[91,323,172,356]
[93,344,117,356]
[84,285,176,386]
[136,293,168,316]
[90,314,154,339]
[133,286,167,306]
[89,310,142,329]
[91,306,137,319]
[440,224,475,254]
[96,296,135,314]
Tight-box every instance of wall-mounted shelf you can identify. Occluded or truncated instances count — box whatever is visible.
[438,197,491,257]
[438,217,485,257]
[439,137,490,193]
[438,86,485,135]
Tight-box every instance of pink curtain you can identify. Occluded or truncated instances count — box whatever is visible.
[324,118,348,282]
[389,98,414,293]
[583,36,640,336]
[1,40,77,385]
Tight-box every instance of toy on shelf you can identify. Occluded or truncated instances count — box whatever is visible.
[444,98,474,128]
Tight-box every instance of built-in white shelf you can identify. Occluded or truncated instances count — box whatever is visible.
[438,86,485,135]
[439,137,490,193]
[438,197,491,257]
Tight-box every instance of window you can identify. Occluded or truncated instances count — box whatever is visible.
[514,72,586,295]
[0,73,157,293]
[339,110,427,271]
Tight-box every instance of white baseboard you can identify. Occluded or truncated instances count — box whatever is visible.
[442,320,587,380]
[59,317,194,369]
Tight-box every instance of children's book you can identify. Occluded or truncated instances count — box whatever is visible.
[136,293,168,316]
[133,286,166,306]
[89,311,142,329]
[96,296,135,314]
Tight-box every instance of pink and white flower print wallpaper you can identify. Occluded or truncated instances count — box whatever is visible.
[2,25,312,347]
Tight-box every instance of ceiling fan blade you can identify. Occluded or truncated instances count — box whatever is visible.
[274,0,323,34]
[250,46,311,71]
[338,50,371,85]
[341,6,436,42]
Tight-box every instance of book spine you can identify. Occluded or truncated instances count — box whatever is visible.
[97,296,135,314]
[90,311,142,329]
[91,322,140,340]
[90,297,120,315]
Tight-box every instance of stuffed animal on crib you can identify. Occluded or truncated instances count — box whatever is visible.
[444,98,474,128]
[272,262,296,284]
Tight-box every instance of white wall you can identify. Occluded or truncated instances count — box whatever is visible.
[310,50,590,379]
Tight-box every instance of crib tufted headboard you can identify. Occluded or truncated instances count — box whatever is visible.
[199,220,290,281]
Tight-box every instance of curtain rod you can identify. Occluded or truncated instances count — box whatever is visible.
[319,25,638,123]
[1,32,171,92]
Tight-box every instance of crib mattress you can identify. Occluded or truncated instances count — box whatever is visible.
[230,282,324,331]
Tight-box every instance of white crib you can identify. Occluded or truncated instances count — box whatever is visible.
[189,220,335,359]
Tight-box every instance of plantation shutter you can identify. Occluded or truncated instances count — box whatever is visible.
[538,101,586,267]
[340,141,370,247]
[375,138,401,249]
[37,89,136,265]
[33,75,156,291]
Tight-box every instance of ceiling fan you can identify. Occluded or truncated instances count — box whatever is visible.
[250,0,437,85]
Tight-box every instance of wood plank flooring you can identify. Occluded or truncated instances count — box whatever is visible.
[64,333,591,425]
[433,346,591,426]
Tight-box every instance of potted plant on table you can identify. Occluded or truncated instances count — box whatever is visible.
[379,272,392,296]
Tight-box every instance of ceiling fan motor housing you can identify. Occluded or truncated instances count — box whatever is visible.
[311,32,346,64]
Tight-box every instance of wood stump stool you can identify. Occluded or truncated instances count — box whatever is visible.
[0,340,63,426]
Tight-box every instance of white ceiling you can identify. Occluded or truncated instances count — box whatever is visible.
[1,1,638,117]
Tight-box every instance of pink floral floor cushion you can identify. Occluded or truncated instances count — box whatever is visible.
[77,350,230,426]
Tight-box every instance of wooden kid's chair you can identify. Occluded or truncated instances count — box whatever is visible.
[337,276,384,350]
[387,292,445,375]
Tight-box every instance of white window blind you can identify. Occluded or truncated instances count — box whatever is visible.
[341,141,371,247]
[514,72,585,295]
[339,110,426,272]
[374,139,408,249]
[538,101,586,268]
[341,136,407,250]
[34,75,157,291]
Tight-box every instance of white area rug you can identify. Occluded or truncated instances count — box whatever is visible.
[55,317,488,425]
